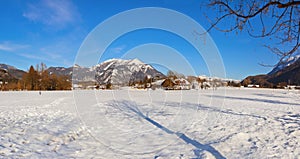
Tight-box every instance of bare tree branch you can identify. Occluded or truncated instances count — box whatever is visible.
[206,0,300,65]
[209,0,300,18]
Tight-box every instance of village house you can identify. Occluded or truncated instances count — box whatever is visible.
[161,78,190,90]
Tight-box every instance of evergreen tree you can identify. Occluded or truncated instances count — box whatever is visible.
[24,66,39,90]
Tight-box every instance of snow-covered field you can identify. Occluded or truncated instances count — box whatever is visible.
[0,88,299,158]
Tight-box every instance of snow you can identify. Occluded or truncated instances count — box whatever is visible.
[94,58,164,85]
[269,55,300,75]
[0,64,17,70]
[73,64,81,68]
[0,88,299,158]
[103,60,116,71]
[128,58,144,65]
[283,55,300,67]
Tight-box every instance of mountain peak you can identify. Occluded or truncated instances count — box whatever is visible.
[243,55,300,87]
[103,58,119,63]
[73,64,81,68]
[128,58,143,65]
[102,58,144,65]
[0,64,25,80]
[269,55,300,75]
[95,58,165,85]
[0,64,17,70]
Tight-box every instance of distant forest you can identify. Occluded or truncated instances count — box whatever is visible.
[0,63,71,91]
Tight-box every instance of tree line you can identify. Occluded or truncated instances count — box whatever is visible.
[1,63,71,91]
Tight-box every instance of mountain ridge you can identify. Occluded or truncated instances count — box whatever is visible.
[0,59,166,86]
[242,56,300,87]
[0,64,26,80]
[94,58,166,86]
[268,55,300,75]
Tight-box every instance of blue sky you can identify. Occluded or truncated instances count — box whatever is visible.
[0,0,280,80]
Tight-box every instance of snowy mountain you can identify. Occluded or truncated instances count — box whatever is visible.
[47,67,72,77]
[94,58,165,85]
[268,55,300,75]
[267,57,300,85]
[46,59,165,85]
[0,68,13,82]
[47,65,95,82]
[0,64,17,70]
[0,64,26,80]
[1,59,165,86]
[242,56,300,87]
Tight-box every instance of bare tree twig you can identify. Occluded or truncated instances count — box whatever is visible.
[206,0,300,65]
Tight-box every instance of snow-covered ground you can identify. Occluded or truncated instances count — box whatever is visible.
[0,88,299,158]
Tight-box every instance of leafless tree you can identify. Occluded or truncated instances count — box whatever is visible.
[204,0,300,65]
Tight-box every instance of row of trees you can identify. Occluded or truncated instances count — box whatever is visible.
[1,63,71,91]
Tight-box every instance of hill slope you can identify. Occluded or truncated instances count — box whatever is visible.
[242,57,300,87]
[0,64,26,80]
[94,59,165,85]
[46,59,166,85]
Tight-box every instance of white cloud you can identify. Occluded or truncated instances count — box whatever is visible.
[19,52,71,66]
[110,45,127,54]
[0,42,29,52]
[20,53,48,61]
[23,0,80,28]
[19,41,74,66]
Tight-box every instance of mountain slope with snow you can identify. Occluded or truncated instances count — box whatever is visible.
[268,55,300,75]
[48,66,96,82]
[94,59,165,85]
[0,58,165,85]
[268,58,300,85]
[0,64,26,80]
[242,55,300,87]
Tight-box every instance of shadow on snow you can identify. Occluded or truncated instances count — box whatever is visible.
[114,101,226,159]
[209,95,300,106]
